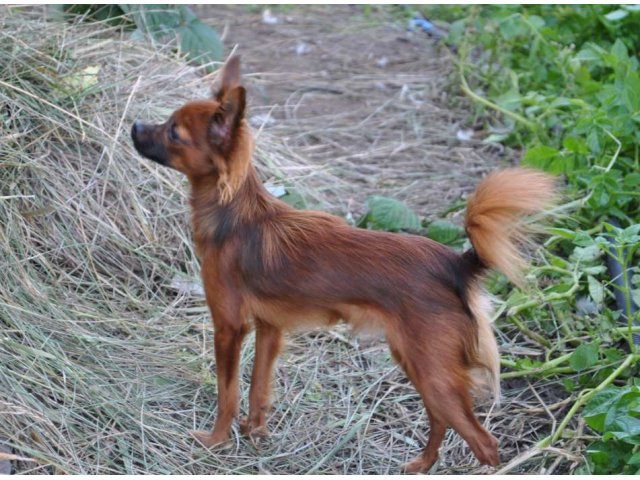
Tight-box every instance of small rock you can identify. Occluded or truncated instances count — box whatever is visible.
[376,56,388,68]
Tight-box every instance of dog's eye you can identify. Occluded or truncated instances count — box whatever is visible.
[168,123,179,142]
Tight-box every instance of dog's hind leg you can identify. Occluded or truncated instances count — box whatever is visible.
[389,319,500,473]
[240,318,283,437]
[389,343,447,474]
[404,411,447,474]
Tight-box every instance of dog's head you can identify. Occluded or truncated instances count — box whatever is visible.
[131,56,250,199]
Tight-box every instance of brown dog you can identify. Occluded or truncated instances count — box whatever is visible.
[131,56,555,473]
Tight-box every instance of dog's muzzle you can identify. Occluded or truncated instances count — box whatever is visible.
[131,121,171,167]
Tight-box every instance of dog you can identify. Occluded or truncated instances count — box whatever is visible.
[131,56,556,473]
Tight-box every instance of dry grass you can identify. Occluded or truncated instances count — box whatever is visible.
[0,7,582,474]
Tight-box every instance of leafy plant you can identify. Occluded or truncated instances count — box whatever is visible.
[583,383,640,474]
[55,5,222,68]
[357,196,420,232]
[357,196,466,248]
[409,4,640,472]
[120,5,222,67]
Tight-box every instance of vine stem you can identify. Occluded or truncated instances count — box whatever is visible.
[538,353,638,448]
[507,315,552,348]
[500,352,573,379]
[458,70,538,131]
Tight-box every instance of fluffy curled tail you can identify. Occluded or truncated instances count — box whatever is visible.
[465,168,557,286]
[464,168,557,401]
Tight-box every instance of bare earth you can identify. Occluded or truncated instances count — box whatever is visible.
[196,5,510,219]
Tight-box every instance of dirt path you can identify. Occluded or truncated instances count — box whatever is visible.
[196,5,508,220]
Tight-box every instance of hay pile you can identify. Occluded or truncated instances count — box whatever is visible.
[0,9,325,474]
[0,7,575,474]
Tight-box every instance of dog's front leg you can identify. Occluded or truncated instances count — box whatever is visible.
[192,268,248,448]
[240,318,283,437]
[193,317,248,447]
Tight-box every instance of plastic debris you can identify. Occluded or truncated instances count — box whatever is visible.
[249,113,276,128]
[408,15,445,40]
[265,185,287,198]
[170,275,204,296]
[262,9,278,25]
[456,129,474,141]
[295,41,311,55]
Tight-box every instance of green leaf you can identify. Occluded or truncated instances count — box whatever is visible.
[563,136,588,154]
[574,231,595,247]
[499,14,529,40]
[280,189,308,210]
[601,389,640,442]
[570,342,599,372]
[586,440,634,474]
[582,265,607,275]
[177,19,223,65]
[523,145,560,171]
[360,196,420,232]
[624,173,640,188]
[584,385,640,441]
[619,224,640,245]
[611,39,629,63]
[447,19,466,45]
[483,132,510,144]
[588,275,605,304]
[587,129,602,155]
[494,89,522,112]
[584,387,627,432]
[548,227,577,240]
[120,4,222,66]
[426,220,464,245]
[571,245,602,263]
[631,289,640,309]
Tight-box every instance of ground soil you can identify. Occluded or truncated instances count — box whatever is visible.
[195,5,512,220]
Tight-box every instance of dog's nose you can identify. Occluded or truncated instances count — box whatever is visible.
[131,120,143,136]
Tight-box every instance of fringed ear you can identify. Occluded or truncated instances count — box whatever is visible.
[208,86,246,153]
[217,172,234,204]
[212,55,241,100]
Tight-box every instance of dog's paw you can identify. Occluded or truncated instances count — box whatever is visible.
[403,457,434,474]
[239,417,269,438]
[191,430,230,448]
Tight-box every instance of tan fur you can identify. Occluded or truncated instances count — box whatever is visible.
[468,284,500,402]
[465,168,557,286]
[217,120,253,204]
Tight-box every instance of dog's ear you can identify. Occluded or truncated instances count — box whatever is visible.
[213,55,241,100]
[209,86,246,152]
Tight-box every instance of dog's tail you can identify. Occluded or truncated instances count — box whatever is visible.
[463,168,557,400]
[465,168,557,286]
